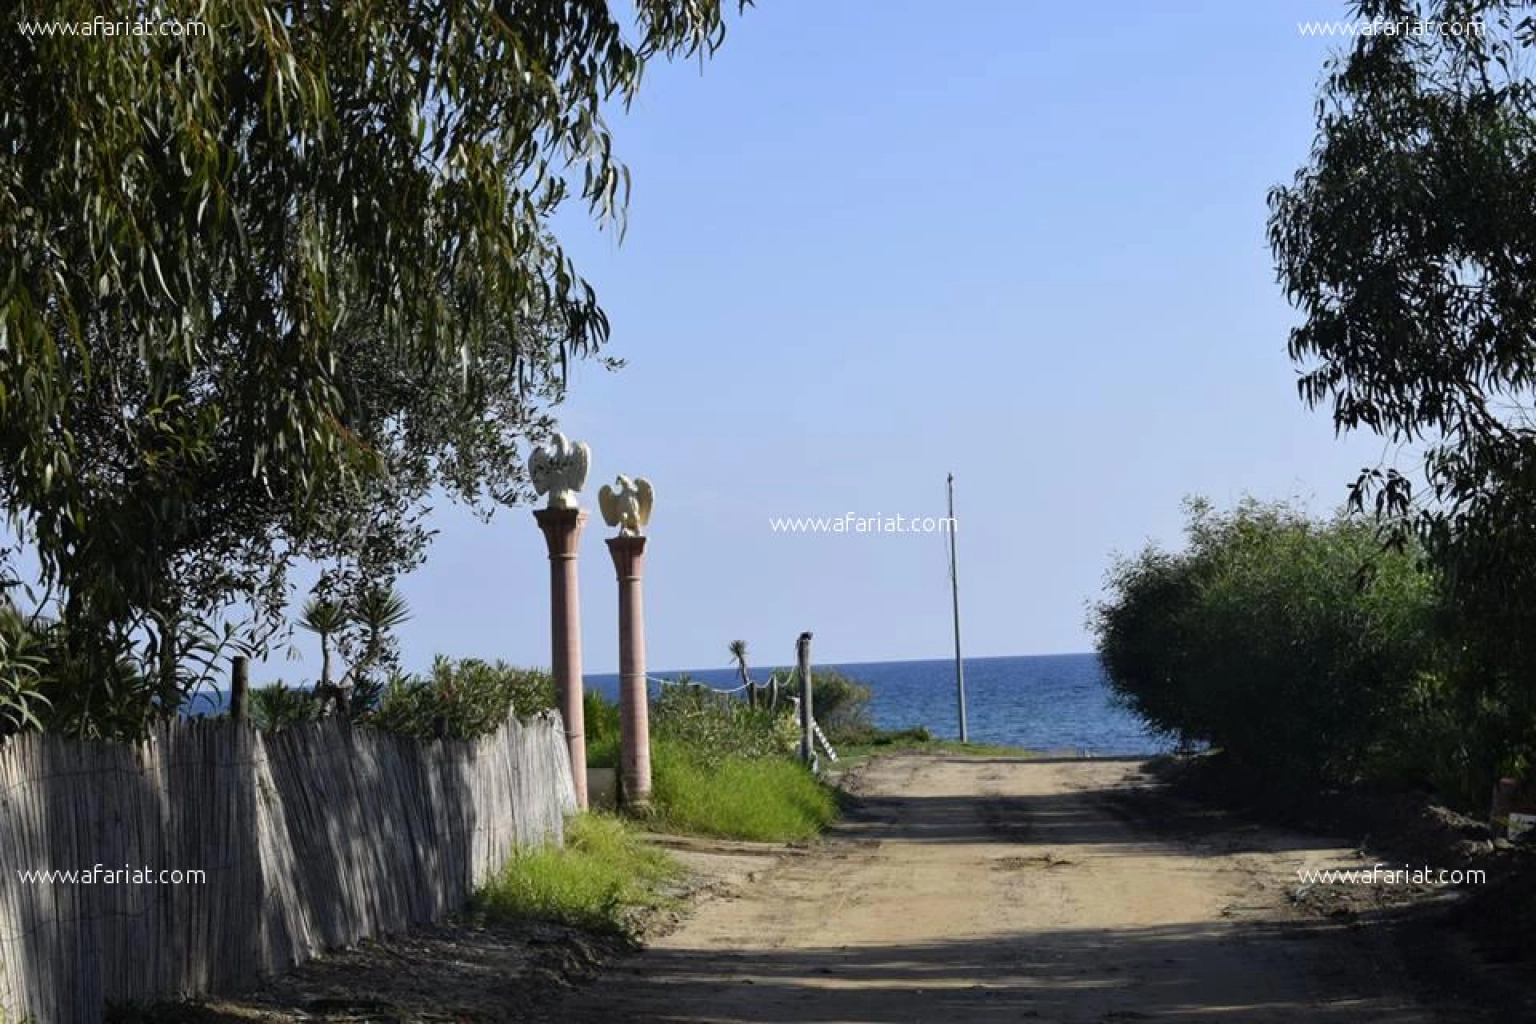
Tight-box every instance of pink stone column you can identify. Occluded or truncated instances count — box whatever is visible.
[606,535,652,810]
[536,507,589,810]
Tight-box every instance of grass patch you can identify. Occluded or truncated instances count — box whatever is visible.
[650,738,839,842]
[473,813,679,935]
[837,726,1033,766]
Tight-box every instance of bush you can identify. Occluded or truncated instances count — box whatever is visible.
[1093,498,1437,789]
[370,657,556,740]
[807,668,873,745]
[248,681,322,732]
[651,679,798,763]
[0,607,51,734]
[473,814,679,935]
[649,738,838,841]
[758,667,875,746]
[585,689,622,769]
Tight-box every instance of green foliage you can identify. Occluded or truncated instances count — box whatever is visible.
[1093,498,1438,788]
[651,679,798,762]
[0,597,249,739]
[473,814,679,936]
[649,738,838,842]
[369,657,556,740]
[0,606,50,734]
[0,0,743,733]
[809,668,874,745]
[1270,0,1536,708]
[585,689,622,770]
[247,682,321,734]
[299,585,410,712]
[837,729,1032,766]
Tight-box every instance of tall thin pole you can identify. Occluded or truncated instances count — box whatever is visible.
[796,632,814,767]
[948,473,968,743]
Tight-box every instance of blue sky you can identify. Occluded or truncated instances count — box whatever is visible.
[323,2,1397,679]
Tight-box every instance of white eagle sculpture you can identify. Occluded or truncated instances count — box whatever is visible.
[598,475,654,536]
[529,433,591,509]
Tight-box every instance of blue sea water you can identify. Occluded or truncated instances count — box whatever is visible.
[589,653,1167,757]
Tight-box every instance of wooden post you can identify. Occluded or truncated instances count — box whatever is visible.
[797,632,814,767]
[229,655,250,722]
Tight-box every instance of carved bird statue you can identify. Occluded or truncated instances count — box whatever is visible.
[529,433,591,509]
[598,475,654,536]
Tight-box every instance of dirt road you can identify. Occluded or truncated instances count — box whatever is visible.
[546,755,1466,1024]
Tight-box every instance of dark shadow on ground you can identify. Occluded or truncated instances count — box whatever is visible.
[541,916,1473,1023]
[837,766,1347,855]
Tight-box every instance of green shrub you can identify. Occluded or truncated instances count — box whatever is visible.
[585,689,622,769]
[0,607,51,734]
[248,682,322,732]
[368,657,555,740]
[649,738,838,841]
[651,679,797,763]
[1094,498,1438,789]
[808,668,873,745]
[473,813,679,935]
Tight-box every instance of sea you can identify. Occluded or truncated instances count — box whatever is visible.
[588,653,1168,757]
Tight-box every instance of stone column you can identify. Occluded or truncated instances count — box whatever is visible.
[536,507,589,810]
[606,535,652,810]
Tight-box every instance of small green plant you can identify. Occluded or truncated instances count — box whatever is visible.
[474,814,679,935]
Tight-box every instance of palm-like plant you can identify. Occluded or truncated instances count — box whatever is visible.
[729,639,755,709]
[300,587,411,716]
[300,598,349,691]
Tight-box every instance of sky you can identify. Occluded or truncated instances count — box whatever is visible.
[294,1,1401,679]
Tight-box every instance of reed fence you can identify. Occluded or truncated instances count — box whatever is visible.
[0,711,576,1023]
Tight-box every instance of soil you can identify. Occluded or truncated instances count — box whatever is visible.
[541,754,1514,1023]
[150,754,1532,1023]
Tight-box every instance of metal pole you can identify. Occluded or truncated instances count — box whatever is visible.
[796,631,814,767]
[948,473,968,743]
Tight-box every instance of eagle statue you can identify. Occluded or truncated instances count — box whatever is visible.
[598,475,654,536]
[529,433,591,509]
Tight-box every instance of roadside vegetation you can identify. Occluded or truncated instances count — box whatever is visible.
[838,727,1030,766]
[592,676,840,842]
[473,814,680,936]
[1093,497,1517,810]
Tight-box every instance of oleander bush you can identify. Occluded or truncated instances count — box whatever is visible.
[369,657,557,740]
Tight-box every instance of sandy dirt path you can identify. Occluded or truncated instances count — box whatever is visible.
[544,755,1464,1024]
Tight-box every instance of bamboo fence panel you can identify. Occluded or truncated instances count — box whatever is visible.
[0,711,575,1023]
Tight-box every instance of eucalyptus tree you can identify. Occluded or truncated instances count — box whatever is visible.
[1269,0,1536,688]
[0,0,743,734]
